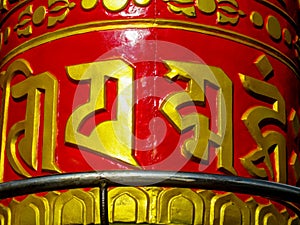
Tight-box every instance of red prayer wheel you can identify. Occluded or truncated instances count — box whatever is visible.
[0,0,299,224]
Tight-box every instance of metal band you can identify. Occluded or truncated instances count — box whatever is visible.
[1,170,299,202]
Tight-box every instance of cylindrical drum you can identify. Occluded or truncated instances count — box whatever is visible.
[0,0,299,224]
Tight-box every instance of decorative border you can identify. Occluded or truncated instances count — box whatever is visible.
[0,171,299,224]
[0,0,33,27]
[0,1,298,59]
[0,187,299,224]
[1,0,297,29]
[0,19,298,77]
[0,0,246,27]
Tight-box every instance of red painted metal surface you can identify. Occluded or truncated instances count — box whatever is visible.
[0,0,299,186]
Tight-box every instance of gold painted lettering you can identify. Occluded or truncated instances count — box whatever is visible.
[0,59,32,181]
[0,0,8,11]
[65,59,138,166]
[6,72,60,177]
[160,61,236,175]
[239,74,287,183]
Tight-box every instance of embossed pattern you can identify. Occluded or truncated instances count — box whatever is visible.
[0,187,298,224]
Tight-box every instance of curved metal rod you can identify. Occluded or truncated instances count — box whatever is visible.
[0,170,299,204]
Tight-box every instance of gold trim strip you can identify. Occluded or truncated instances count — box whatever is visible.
[0,19,299,77]
[0,0,33,27]
[255,0,298,30]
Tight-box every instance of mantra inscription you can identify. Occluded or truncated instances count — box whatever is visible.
[0,56,298,184]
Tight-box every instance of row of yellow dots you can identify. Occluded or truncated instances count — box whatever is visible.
[250,11,292,46]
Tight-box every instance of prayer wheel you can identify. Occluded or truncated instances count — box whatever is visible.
[0,0,299,224]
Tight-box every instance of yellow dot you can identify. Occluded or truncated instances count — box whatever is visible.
[32,6,46,25]
[134,0,151,6]
[283,28,292,46]
[250,11,263,27]
[266,16,281,40]
[103,0,129,12]
[81,0,97,10]
[197,0,216,14]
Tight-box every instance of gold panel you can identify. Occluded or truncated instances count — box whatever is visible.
[255,204,286,225]
[108,187,149,223]
[210,193,250,225]
[9,195,49,225]
[47,188,100,224]
[53,189,95,224]
[198,190,216,225]
[0,204,10,225]
[157,188,204,224]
